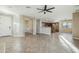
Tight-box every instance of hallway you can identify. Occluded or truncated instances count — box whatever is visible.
[0,33,72,53]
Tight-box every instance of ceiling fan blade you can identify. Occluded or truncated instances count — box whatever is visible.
[37,8,43,10]
[44,5,47,10]
[47,7,55,10]
[47,10,52,13]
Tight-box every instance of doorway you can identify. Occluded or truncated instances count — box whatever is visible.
[21,16,33,34]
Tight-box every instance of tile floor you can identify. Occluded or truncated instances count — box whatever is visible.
[60,33,79,49]
[0,33,73,53]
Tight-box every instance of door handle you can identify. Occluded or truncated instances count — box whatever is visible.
[9,26,11,30]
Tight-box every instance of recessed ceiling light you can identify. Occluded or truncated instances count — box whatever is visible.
[26,6,31,8]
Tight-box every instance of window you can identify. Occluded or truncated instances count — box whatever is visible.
[68,23,72,28]
[63,22,72,29]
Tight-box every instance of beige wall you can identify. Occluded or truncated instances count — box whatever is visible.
[60,20,72,33]
[73,12,79,38]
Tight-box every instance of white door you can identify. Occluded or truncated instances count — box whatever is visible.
[0,15,12,36]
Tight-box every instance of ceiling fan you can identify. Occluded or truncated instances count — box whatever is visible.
[37,5,55,14]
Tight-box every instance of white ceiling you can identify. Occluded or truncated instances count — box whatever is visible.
[0,5,78,21]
